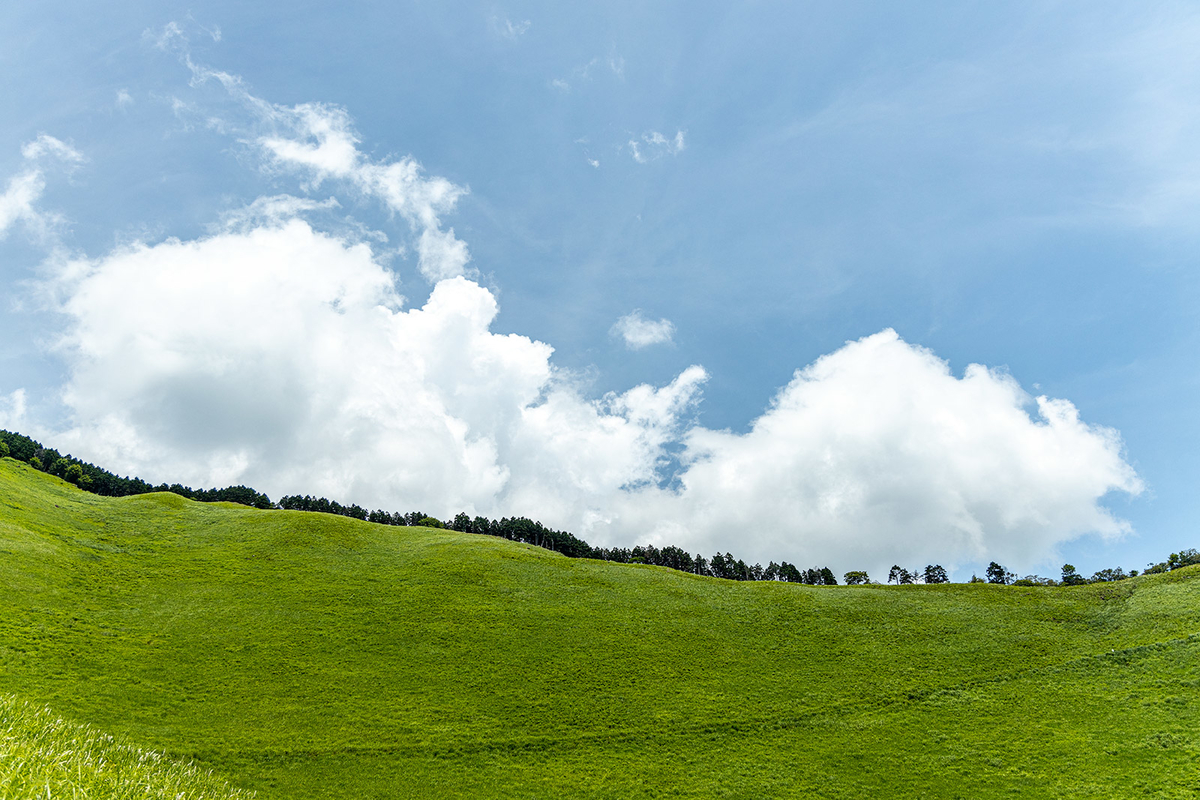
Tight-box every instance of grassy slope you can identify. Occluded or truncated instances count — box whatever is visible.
[1,456,1198,798]
[0,693,255,799]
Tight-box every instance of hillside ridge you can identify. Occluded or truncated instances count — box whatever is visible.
[2,458,1199,797]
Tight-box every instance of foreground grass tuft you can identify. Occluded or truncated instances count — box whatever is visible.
[0,693,254,799]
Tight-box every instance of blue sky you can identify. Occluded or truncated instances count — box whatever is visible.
[2,1,1197,580]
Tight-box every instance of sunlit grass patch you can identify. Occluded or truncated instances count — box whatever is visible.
[0,693,254,799]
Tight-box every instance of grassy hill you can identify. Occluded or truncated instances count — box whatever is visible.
[1,456,1198,798]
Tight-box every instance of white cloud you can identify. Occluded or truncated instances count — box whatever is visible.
[0,136,83,241]
[47,219,701,523]
[574,138,600,168]
[611,310,675,349]
[607,52,625,79]
[0,389,27,430]
[44,216,1139,577]
[0,171,46,238]
[629,130,686,163]
[139,31,471,283]
[215,194,341,232]
[144,18,219,49]
[258,104,362,179]
[553,50,625,93]
[144,21,185,51]
[201,74,471,282]
[116,89,134,109]
[492,16,531,40]
[21,135,84,165]
[602,330,1142,576]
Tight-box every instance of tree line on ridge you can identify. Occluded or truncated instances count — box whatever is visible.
[3,428,1197,586]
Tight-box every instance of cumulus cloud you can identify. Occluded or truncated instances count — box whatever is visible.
[24,56,1141,577]
[47,220,704,523]
[610,330,1143,575]
[45,215,1140,576]
[611,310,675,349]
[629,130,686,163]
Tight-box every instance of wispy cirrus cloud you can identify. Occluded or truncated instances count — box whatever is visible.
[550,49,624,93]
[147,23,472,283]
[0,135,84,243]
[775,5,1200,233]
[628,130,685,164]
[21,136,84,165]
[491,15,531,41]
[573,137,601,169]
[214,194,342,233]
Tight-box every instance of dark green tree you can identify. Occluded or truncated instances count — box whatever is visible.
[778,562,802,582]
[986,561,1012,585]
[1090,567,1127,583]
[1060,564,1087,586]
[733,558,752,581]
[64,463,85,485]
[843,570,869,585]
[1168,549,1200,570]
[923,564,949,584]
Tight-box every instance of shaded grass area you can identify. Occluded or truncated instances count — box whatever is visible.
[0,693,255,799]
[1,457,1198,797]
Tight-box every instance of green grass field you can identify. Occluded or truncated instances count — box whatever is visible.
[2,456,1198,797]
[0,693,254,799]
